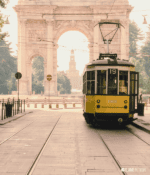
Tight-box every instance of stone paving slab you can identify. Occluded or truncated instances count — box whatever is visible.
[97,128,150,175]
[31,111,122,175]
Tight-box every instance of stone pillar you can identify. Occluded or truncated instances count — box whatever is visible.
[93,21,100,60]
[53,43,59,95]
[26,61,32,95]
[44,20,55,96]
[88,43,94,62]
[18,18,28,95]
[121,20,127,60]
[126,20,130,60]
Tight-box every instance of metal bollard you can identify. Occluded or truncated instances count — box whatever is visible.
[24,100,25,112]
[21,100,22,113]
[34,103,37,108]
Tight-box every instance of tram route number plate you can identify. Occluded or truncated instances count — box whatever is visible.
[110,69,116,74]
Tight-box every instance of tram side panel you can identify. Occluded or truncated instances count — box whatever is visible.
[85,95,95,114]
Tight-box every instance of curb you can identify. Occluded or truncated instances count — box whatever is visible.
[0,111,33,125]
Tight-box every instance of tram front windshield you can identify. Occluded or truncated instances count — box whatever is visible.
[108,69,117,95]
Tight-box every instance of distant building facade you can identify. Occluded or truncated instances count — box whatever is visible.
[66,50,82,90]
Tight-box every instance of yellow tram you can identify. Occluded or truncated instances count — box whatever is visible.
[82,21,139,126]
[82,54,139,126]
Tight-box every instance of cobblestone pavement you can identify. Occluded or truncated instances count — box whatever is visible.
[0,109,149,174]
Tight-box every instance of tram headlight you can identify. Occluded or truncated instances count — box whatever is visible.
[124,105,127,109]
[97,105,100,108]
[97,99,100,103]
[124,100,127,104]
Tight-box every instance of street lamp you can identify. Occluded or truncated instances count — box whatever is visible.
[5,16,10,24]
[143,15,147,24]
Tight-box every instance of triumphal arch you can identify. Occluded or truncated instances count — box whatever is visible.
[14,0,133,95]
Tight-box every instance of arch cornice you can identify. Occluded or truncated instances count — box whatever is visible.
[54,20,93,43]
[28,52,46,63]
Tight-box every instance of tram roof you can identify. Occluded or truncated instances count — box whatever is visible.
[85,59,135,68]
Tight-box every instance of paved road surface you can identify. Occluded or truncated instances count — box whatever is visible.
[0,109,149,175]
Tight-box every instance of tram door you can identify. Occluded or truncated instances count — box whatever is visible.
[130,72,139,113]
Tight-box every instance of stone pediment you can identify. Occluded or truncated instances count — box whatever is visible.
[18,0,129,6]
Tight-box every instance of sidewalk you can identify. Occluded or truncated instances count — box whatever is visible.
[0,109,33,125]
[133,106,150,132]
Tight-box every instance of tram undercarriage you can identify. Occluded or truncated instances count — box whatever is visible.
[83,112,137,126]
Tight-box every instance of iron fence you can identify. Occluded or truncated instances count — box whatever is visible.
[0,99,25,120]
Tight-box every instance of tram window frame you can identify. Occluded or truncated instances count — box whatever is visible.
[97,70,106,95]
[86,71,95,95]
[83,72,87,94]
[119,71,128,95]
[130,72,139,113]
[108,69,118,95]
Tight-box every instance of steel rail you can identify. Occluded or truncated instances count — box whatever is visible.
[26,115,61,175]
[126,125,150,146]
[96,129,126,175]
[0,121,35,146]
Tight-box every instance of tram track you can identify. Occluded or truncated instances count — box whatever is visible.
[26,115,61,175]
[0,121,35,146]
[96,129,126,175]
[126,124,150,146]
[95,124,150,175]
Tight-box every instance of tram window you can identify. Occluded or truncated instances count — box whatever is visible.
[83,82,86,94]
[87,81,90,94]
[86,71,95,95]
[131,74,135,80]
[131,81,135,94]
[108,69,117,95]
[87,81,95,95]
[83,72,86,83]
[87,71,95,80]
[91,81,95,95]
[119,71,128,95]
[97,70,106,94]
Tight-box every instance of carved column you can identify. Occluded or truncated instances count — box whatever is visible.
[53,43,59,95]
[88,43,94,62]
[26,61,32,95]
[93,21,100,60]
[121,20,127,60]
[18,18,29,95]
[44,20,55,96]
[126,20,130,60]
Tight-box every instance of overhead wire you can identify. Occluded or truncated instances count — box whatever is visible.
[109,0,116,14]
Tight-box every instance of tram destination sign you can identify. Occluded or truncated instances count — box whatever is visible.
[100,54,117,58]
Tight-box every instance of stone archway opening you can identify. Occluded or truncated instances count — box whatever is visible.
[57,31,89,75]
[57,30,89,94]
[15,0,133,95]
[31,56,44,95]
